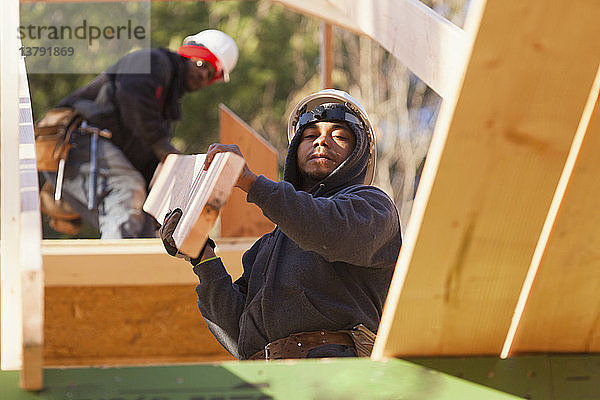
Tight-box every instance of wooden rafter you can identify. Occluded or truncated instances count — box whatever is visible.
[274,0,477,100]
[510,71,600,354]
[373,0,600,359]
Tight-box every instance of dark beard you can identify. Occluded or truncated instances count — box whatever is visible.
[298,170,329,192]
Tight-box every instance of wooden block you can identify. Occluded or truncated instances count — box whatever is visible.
[143,152,245,258]
[373,0,600,358]
[219,104,277,237]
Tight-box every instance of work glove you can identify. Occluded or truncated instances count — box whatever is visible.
[159,208,215,264]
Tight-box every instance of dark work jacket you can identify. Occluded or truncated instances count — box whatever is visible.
[58,48,187,185]
[192,118,403,359]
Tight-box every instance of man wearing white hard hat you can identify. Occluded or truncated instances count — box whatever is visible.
[41,30,238,238]
[160,89,402,360]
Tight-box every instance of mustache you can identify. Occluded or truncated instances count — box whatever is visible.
[309,151,334,160]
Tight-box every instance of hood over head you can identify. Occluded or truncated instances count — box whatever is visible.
[284,90,376,195]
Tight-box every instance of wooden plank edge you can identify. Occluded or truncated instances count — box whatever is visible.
[17,52,44,389]
[178,153,245,258]
[179,205,219,259]
[371,1,486,361]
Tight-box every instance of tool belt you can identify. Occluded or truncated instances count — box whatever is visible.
[248,324,376,360]
[34,107,82,172]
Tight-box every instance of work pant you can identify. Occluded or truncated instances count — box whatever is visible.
[45,134,156,239]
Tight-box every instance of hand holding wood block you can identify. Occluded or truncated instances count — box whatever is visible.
[143,152,245,258]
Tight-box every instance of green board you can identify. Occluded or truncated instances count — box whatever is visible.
[410,354,600,400]
[1,358,521,400]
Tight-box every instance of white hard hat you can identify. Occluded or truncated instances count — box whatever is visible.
[288,89,377,185]
[181,30,238,82]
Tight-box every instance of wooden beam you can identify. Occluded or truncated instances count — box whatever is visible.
[373,0,600,359]
[320,22,333,89]
[510,71,600,354]
[219,104,277,238]
[143,152,245,258]
[42,238,252,287]
[275,0,472,100]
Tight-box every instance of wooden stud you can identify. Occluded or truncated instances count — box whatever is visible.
[0,46,46,388]
[18,54,44,391]
[320,22,333,89]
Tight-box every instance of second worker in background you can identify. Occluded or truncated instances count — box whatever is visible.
[42,29,238,238]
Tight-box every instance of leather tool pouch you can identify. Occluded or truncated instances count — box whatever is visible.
[34,107,81,171]
[345,324,377,357]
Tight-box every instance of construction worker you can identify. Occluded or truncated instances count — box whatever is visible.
[41,29,238,238]
[160,89,402,359]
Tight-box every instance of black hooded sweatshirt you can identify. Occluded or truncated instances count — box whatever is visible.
[192,121,402,359]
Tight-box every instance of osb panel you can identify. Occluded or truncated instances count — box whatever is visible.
[44,285,234,366]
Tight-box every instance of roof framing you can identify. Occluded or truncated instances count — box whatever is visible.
[373,0,600,359]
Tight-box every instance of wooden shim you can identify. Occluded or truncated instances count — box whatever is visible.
[511,74,600,354]
[143,152,244,258]
[219,104,277,237]
[42,238,252,286]
[274,0,471,100]
[373,0,600,358]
